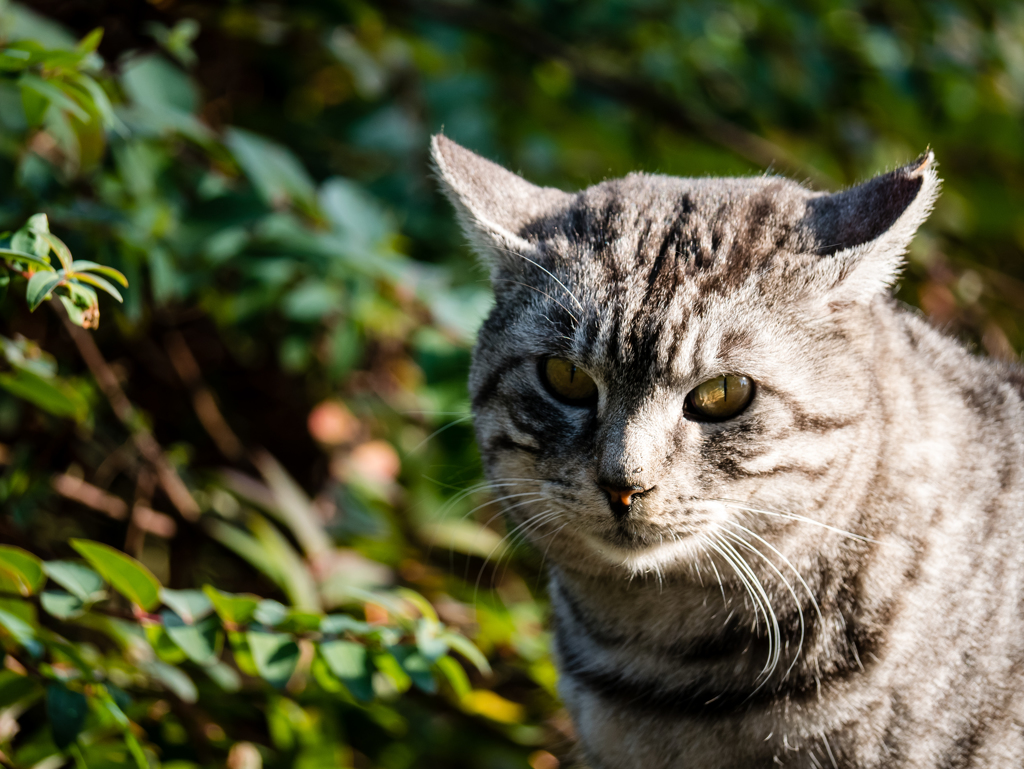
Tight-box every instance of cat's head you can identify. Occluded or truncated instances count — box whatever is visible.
[432,135,939,578]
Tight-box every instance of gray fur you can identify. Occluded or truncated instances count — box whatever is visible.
[432,133,1024,768]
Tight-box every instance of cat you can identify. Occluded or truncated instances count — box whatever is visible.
[431,134,1024,768]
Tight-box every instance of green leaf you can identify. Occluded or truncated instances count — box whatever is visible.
[319,640,374,701]
[47,682,88,749]
[0,607,42,656]
[160,588,213,624]
[0,545,44,596]
[68,272,122,302]
[253,598,288,627]
[436,655,471,699]
[0,367,88,421]
[33,230,73,270]
[203,585,259,625]
[225,127,317,209]
[441,631,492,675]
[139,660,198,703]
[0,670,40,710]
[70,540,161,611]
[41,590,86,619]
[390,645,436,694]
[246,631,299,688]
[26,270,63,310]
[77,27,103,54]
[276,609,322,634]
[414,618,449,662]
[0,247,54,270]
[320,614,371,636]
[203,660,242,692]
[18,73,90,121]
[43,561,105,603]
[163,612,220,665]
[69,261,129,286]
[25,213,50,236]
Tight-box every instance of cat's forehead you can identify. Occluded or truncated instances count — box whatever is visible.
[526,173,819,287]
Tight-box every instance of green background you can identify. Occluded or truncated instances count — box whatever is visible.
[1,0,1022,766]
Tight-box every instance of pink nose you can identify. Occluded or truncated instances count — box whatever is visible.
[600,485,645,507]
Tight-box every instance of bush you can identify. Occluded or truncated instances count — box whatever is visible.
[1,1,1022,767]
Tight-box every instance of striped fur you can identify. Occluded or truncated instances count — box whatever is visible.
[432,135,1024,768]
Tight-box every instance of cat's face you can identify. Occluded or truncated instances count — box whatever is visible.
[433,136,938,578]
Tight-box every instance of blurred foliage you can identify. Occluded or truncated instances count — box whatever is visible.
[0,0,1021,767]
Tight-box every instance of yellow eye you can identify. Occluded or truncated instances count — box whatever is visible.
[541,358,598,406]
[685,374,755,421]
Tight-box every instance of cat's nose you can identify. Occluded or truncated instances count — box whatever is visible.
[598,483,652,520]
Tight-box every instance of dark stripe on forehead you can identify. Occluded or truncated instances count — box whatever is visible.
[642,194,694,310]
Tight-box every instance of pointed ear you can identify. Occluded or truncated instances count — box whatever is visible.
[430,134,573,274]
[802,152,940,303]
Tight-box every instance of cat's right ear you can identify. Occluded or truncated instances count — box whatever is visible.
[430,134,573,276]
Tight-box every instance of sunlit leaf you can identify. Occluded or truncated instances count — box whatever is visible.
[69,260,129,286]
[203,660,242,692]
[18,73,90,121]
[390,645,436,693]
[203,585,260,625]
[414,618,449,662]
[69,272,122,302]
[33,230,72,270]
[0,247,54,270]
[0,545,44,596]
[26,270,63,310]
[442,631,492,675]
[163,611,220,665]
[44,561,105,602]
[77,27,103,54]
[0,607,42,656]
[247,631,299,689]
[40,589,86,619]
[0,367,88,420]
[436,655,471,699]
[254,598,289,627]
[160,588,213,624]
[47,682,88,749]
[139,660,198,703]
[70,540,161,610]
[318,640,374,702]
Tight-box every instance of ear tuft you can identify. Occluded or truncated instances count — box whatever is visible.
[430,134,573,273]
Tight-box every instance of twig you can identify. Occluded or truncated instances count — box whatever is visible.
[51,473,178,538]
[52,473,128,520]
[376,0,835,188]
[51,302,200,521]
[163,330,244,462]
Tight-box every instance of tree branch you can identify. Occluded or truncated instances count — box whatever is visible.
[51,302,200,522]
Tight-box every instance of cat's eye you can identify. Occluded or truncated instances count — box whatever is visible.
[685,374,754,422]
[540,357,598,407]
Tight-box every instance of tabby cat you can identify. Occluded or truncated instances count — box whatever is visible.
[432,134,1024,768]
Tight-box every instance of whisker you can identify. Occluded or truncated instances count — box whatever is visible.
[406,415,473,454]
[705,533,776,678]
[489,246,584,312]
[714,499,877,544]
[494,278,580,326]
[714,532,781,681]
[718,526,806,682]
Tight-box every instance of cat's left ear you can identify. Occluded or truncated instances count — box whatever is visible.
[430,134,573,276]
[802,152,940,304]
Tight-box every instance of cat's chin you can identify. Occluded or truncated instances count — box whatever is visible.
[579,530,705,576]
